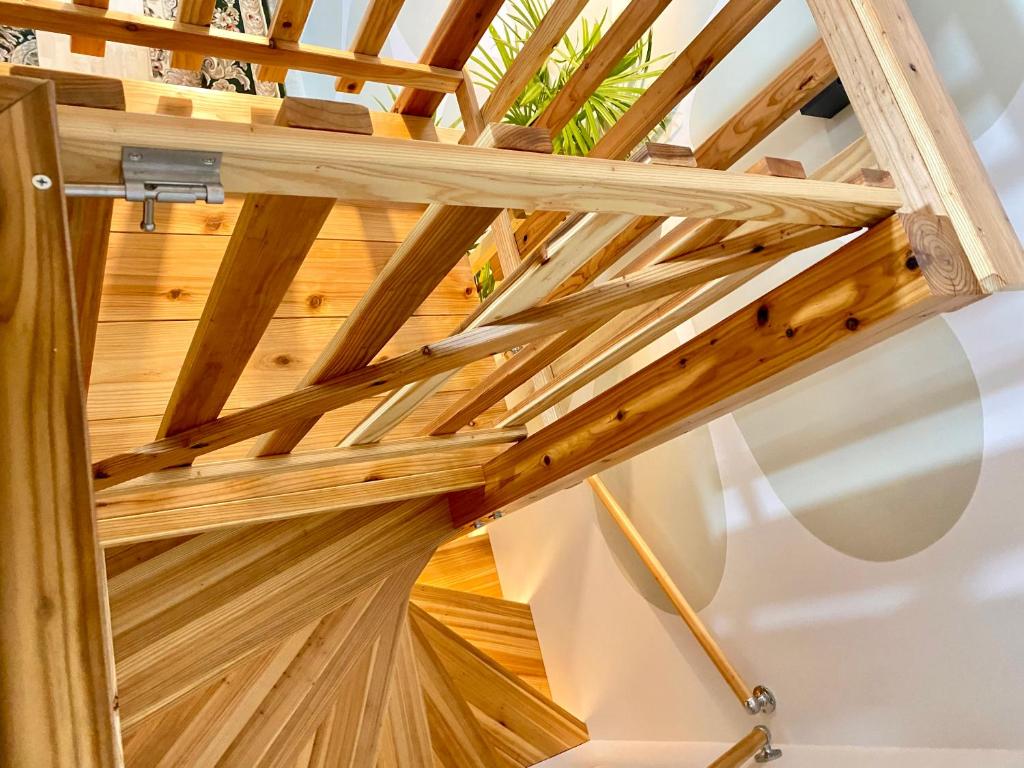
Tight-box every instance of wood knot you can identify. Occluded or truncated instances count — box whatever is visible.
[306,293,325,309]
[94,469,110,479]
[189,442,210,450]
[756,305,770,327]
[420,345,433,356]
[274,354,292,366]
[465,286,474,296]
[616,409,627,421]
[542,455,552,466]
[125,22,138,31]
[166,288,185,300]
[905,255,919,271]
[679,357,687,368]
[845,317,860,331]
[785,327,796,338]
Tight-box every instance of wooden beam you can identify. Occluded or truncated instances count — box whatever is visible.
[110,495,453,727]
[249,124,552,457]
[56,106,901,225]
[156,98,371,443]
[391,0,505,117]
[334,0,406,93]
[376,617,433,768]
[450,214,982,525]
[105,427,524,493]
[0,0,465,92]
[479,0,589,124]
[486,0,788,272]
[0,75,119,767]
[532,0,674,135]
[11,68,130,390]
[69,0,108,56]
[257,0,318,83]
[806,0,1024,291]
[171,0,217,69]
[709,728,772,768]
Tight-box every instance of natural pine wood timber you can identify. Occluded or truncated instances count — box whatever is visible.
[376,617,433,768]
[450,214,982,525]
[334,0,406,93]
[479,0,589,124]
[216,562,419,766]
[513,143,879,424]
[806,0,1024,291]
[709,728,771,768]
[391,0,504,117]
[0,0,465,92]
[54,107,901,225]
[439,157,812,433]
[412,584,551,697]
[486,0,787,271]
[96,465,484,545]
[110,495,454,726]
[257,0,318,83]
[532,0,673,135]
[417,531,504,599]
[0,75,120,768]
[171,0,217,69]
[340,211,637,446]
[69,0,108,55]
[411,612,501,768]
[104,428,524,494]
[588,476,750,704]
[411,604,588,765]
[91,222,856,488]
[251,124,553,456]
[9,64,125,109]
[157,99,369,444]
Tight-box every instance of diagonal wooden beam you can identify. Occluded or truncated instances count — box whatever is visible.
[156,97,372,444]
[0,75,120,768]
[0,0,465,92]
[450,213,984,525]
[478,0,589,125]
[486,0,788,272]
[375,616,433,768]
[249,124,552,458]
[806,0,1024,292]
[334,0,406,94]
[109,495,453,727]
[257,0,318,83]
[391,0,505,117]
[531,0,674,136]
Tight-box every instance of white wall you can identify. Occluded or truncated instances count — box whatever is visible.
[489,0,1024,762]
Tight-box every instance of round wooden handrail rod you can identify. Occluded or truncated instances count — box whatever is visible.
[587,475,774,713]
[708,726,780,767]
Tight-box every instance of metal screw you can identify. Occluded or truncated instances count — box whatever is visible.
[31,174,52,190]
[127,152,142,162]
[202,157,215,166]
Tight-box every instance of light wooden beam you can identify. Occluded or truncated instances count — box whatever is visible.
[257,0,318,83]
[376,617,433,768]
[248,124,552,458]
[532,0,674,135]
[0,75,120,768]
[478,0,589,124]
[391,0,505,117]
[55,106,901,225]
[171,0,217,69]
[69,0,108,56]
[156,97,371,445]
[806,0,1024,291]
[490,0,787,271]
[96,465,484,545]
[334,0,406,93]
[10,67,128,390]
[449,214,983,525]
[0,0,465,92]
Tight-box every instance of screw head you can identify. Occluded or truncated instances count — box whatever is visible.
[127,152,142,162]
[31,174,52,190]
[202,157,215,166]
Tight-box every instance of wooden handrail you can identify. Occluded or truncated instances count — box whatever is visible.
[587,475,757,708]
[708,727,775,768]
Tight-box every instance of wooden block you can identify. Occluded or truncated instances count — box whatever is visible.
[850,167,896,188]
[746,156,807,179]
[638,142,698,167]
[277,96,373,134]
[477,122,553,154]
[10,65,125,110]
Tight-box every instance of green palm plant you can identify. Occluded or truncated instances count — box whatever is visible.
[472,0,671,156]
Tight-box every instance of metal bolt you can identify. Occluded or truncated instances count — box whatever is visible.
[31,174,52,190]
[127,152,142,162]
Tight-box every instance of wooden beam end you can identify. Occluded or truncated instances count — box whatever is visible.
[276,96,374,134]
[477,123,553,154]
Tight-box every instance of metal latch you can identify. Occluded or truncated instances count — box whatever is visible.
[64,147,225,233]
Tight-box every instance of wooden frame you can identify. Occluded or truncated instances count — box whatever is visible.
[2,0,1020,763]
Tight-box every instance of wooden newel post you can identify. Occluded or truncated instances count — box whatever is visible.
[0,75,121,767]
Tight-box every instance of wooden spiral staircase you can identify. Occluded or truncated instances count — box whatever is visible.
[112,533,587,767]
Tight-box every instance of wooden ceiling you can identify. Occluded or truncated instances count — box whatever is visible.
[1,0,1021,766]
